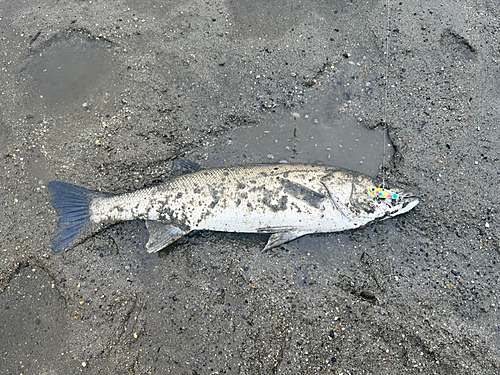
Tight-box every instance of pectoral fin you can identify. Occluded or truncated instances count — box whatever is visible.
[263,232,309,252]
[321,181,351,220]
[145,220,187,253]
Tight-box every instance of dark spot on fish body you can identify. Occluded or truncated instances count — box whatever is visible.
[209,200,218,209]
[249,179,257,184]
[158,212,170,221]
[280,195,288,210]
[193,187,201,194]
[156,207,172,222]
[249,185,266,193]
[236,198,241,206]
[223,171,229,176]
[262,197,271,208]
[240,192,248,200]
[352,196,375,214]
[280,179,326,208]
[262,195,289,212]
[237,182,246,190]
[176,192,183,199]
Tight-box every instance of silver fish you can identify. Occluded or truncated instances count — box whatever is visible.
[48,163,419,253]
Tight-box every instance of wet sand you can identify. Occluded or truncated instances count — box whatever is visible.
[1,0,499,373]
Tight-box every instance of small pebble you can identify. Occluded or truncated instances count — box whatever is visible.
[291,112,300,120]
[82,362,87,367]
[266,154,274,159]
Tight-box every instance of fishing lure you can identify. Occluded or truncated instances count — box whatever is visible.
[369,187,400,200]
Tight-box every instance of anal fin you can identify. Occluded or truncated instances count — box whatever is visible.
[146,220,187,253]
[263,232,309,252]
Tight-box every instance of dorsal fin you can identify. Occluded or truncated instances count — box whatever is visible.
[172,159,201,173]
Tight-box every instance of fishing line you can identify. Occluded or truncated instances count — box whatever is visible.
[382,0,390,189]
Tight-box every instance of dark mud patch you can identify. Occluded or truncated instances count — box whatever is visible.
[0,117,10,154]
[0,265,71,374]
[228,0,305,39]
[227,0,357,39]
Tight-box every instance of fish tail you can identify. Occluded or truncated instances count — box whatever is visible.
[48,181,107,254]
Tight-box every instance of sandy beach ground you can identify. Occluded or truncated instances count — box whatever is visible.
[1,0,499,373]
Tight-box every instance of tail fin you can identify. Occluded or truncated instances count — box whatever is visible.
[48,181,107,253]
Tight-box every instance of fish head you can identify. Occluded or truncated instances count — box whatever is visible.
[323,171,419,226]
[352,173,419,222]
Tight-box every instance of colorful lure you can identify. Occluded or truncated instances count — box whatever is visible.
[369,187,399,200]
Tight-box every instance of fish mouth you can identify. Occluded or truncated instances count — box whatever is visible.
[387,194,419,217]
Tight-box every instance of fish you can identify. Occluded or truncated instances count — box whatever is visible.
[48,163,419,254]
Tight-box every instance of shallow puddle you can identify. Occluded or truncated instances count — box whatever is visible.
[17,32,121,184]
[22,32,116,110]
[200,111,392,177]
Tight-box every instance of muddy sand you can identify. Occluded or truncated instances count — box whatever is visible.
[1,0,499,373]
